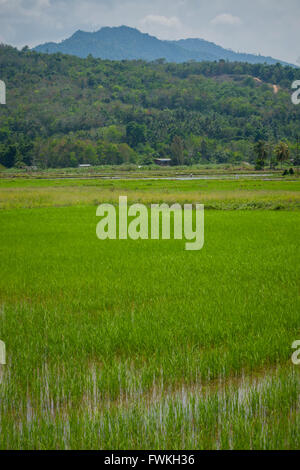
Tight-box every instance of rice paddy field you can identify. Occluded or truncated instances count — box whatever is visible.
[0,175,299,450]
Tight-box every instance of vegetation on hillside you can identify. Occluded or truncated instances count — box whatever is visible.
[0,44,300,169]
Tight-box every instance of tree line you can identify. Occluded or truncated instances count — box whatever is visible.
[0,45,300,169]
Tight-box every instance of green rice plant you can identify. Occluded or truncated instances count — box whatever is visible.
[0,183,299,449]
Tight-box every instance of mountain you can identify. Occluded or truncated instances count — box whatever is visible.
[170,38,289,65]
[34,27,195,62]
[33,26,292,66]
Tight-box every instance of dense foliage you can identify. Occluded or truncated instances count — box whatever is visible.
[0,44,300,168]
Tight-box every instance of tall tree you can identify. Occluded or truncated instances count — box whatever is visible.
[254,140,268,170]
[170,136,184,166]
[126,122,146,149]
[274,142,290,168]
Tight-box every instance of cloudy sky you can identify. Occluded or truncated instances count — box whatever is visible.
[0,0,299,64]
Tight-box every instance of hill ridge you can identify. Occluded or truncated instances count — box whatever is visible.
[33,25,293,66]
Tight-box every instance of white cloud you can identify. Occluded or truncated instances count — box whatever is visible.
[141,15,181,28]
[211,13,242,26]
[0,0,298,63]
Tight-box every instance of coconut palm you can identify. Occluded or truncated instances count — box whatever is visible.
[274,142,290,168]
[254,140,268,169]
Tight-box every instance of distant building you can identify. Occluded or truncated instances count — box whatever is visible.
[78,164,91,168]
[154,158,171,167]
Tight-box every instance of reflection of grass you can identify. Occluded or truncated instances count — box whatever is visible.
[0,205,299,449]
[1,177,300,210]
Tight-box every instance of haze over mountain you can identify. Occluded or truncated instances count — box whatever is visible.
[33,26,292,66]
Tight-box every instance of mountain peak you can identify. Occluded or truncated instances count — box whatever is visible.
[70,29,89,39]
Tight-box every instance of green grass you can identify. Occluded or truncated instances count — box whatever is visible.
[0,163,285,178]
[1,177,300,190]
[0,177,300,210]
[0,196,299,449]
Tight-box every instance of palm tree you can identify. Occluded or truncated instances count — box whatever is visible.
[274,142,290,168]
[254,140,268,169]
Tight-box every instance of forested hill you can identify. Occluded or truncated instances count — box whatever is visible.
[34,26,293,67]
[0,44,300,169]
